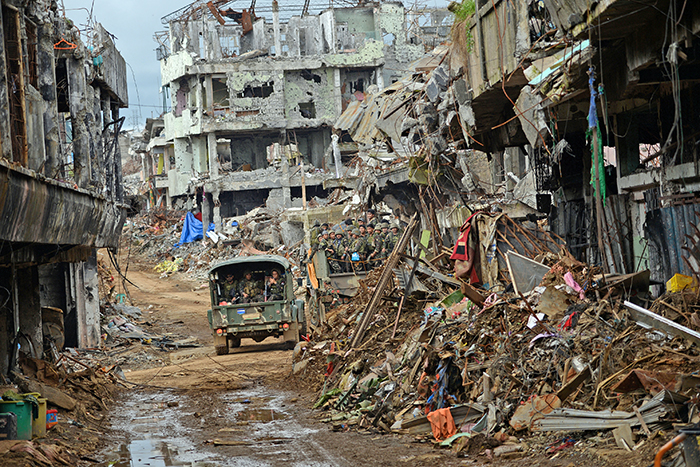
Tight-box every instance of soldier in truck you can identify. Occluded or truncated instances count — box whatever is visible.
[266,269,286,301]
[238,271,263,303]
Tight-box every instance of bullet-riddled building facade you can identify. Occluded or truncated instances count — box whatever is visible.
[0,0,127,375]
[156,1,447,225]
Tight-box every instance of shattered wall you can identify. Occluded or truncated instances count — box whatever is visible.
[284,68,336,125]
[226,69,286,128]
[0,0,128,374]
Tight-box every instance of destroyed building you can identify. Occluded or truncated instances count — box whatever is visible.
[153,0,449,225]
[0,0,127,375]
[331,0,700,291]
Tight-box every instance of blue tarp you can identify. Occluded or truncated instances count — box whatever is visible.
[176,213,215,246]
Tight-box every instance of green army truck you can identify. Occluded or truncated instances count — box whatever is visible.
[207,255,305,355]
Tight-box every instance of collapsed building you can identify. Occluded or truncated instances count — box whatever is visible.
[330,0,700,291]
[151,0,449,225]
[0,0,127,376]
[453,0,700,286]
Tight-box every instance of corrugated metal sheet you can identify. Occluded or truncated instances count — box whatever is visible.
[646,201,700,284]
[333,77,424,145]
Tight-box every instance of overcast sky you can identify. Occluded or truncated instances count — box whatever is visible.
[62,0,182,129]
[61,0,448,131]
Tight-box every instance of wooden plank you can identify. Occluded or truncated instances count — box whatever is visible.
[15,375,77,411]
[556,366,591,402]
[350,213,419,348]
[461,282,486,307]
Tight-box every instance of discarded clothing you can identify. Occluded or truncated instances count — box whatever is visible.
[426,407,457,442]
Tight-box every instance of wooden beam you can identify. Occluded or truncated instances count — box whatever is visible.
[350,213,419,348]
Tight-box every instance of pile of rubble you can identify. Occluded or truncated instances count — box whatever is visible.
[124,208,309,282]
[291,216,700,463]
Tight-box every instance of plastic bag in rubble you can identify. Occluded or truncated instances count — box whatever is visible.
[154,257,183,274]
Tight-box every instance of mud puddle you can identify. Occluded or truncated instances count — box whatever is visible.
[100,386,338,467]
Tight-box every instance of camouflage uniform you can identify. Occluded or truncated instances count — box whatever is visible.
[334,233,350,272]
[238,275,263,303]
[366,229,380,269]
[267,271,285,301]
[377,222,390,259]
[349,229,368,272]
[221,278,238,301]
[309,221,321,249]
[385,228,401,255]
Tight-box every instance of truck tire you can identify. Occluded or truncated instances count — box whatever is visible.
[229,336,241,348]
[215,344,229,355]
[299,320,307,341]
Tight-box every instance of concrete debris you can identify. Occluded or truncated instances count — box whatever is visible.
[285,205,700,461]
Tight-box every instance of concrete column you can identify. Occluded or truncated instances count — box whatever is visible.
[205,75,213,115]
[376,66,385,91]
[332,134,342,178]
[504,147,515,191]
[281,146,292,209]
[111,105,124,202]
[208,133,219,178]
[273,1,281,57]
[202,192,211,233]
[212,188,221,227]
[333,68,342,116]
[310,132,325,168]
[16,266,42,359]
[70,252,100,349]
[38,22,60,178]
[192,136,209,173]
[68,56,91,188]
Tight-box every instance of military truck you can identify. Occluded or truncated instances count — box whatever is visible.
[306,250,366,329]
[207,255,305,355]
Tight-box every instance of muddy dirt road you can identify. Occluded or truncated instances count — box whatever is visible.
[98,263,467,467]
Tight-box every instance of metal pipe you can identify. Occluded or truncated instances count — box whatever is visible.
[654,433,686,467]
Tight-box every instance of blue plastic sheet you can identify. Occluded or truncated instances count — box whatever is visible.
[175,213,216,247]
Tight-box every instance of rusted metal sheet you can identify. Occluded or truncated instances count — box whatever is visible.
[611,369,700,395]
[0,159,125,250]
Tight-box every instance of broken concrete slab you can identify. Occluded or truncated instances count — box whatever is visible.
[279,221,304,248]
[512,171,537,210]
[514,86,548,148]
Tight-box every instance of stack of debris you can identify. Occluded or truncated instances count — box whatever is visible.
[291,215,700,463]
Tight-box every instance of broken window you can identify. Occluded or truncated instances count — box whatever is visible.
[56,58,69,113]
[236,81,274,98]
[212,77,230,107]
[174,79,189,117]
[350,78,364,93]
[301,70,322,83]
[299,102,316,119]
[220,33,240,57]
